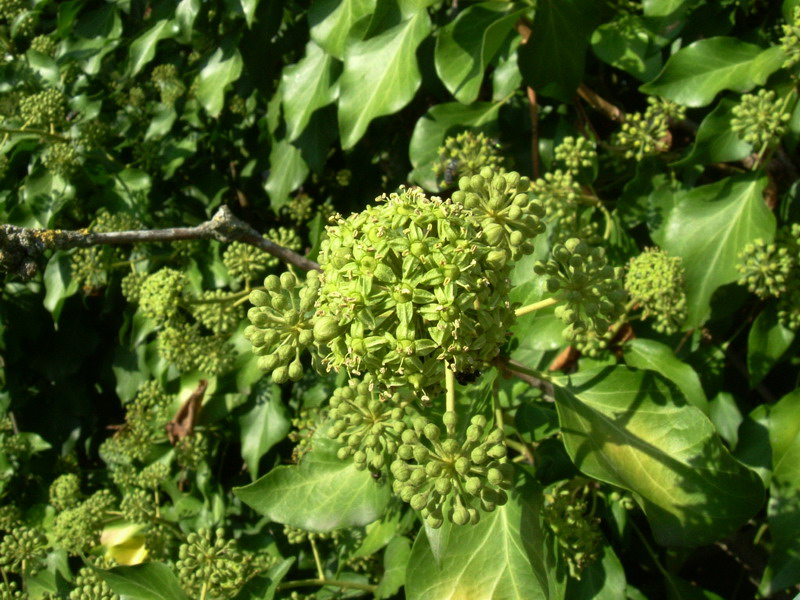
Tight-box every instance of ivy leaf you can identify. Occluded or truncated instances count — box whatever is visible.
[375,536,412,599]
[642,0,691,17]
[760,389,800,595]
[674,97,753,166]
[241,0,261,27]
[195,40,244,117]
[264,137,310,212]
[128,20,178,76]
[640,38,785,107]
[651,173,775,328]
[434,2,525,105]
[238,384,290,479]
[405,474,565,600]
[309,0,376,59]
[281,41,340,141]
[591,14,662,81]
[553,366,764,547]
[97,563,189,600]
[623,338,709,414]
[233,436,391,531]
[517,0,606,102]
[408,101,503,190]
[338,8,431,149]
[747,305,795,388]
[43,251,78,324]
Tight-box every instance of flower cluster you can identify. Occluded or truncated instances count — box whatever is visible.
[69,565,119,600]
[246,271,320,383]
[535,239,627,340]
[625,247,687,334]
[451,168,546,264]
[151,64,184,106]
[222,228,302,283]
[327,375,408,473]
[0,526,48,576]
[49,473,82,511]
[42,141,80,178]
[71,210,142,292]
[554,136,597,173]
[19,89,66,127]
[614,96,685,160]
[731,89,790,148]
[737,239,794,298]
[390,412,513,527]
[314,186,524,400]
[433,131,504,188]
[543,483,601,579]
[52,490,116,555]
[176,528,260,599]
[781,6,800,69]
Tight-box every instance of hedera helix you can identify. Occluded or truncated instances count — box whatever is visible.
[244,168,626,528]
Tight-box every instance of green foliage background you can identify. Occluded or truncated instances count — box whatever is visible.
[1,0,800,598]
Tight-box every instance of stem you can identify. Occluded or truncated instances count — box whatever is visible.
[0,126,65,141]
[310,537,325,580]
[515,296,559,317]
[445,363,456,413]
[184,289,250,305]
[278,578,378,593]
[200,580,208,600]
[0,206,320,280]
[527,87,540,179]
[492,377,504,430]
[577,84,625,123]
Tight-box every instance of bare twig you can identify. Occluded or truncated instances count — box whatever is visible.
[577,84,625,123]
[0,205,320,279]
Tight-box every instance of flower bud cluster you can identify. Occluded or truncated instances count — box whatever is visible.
[543,485,601,580]
[71,210,141,292]
[69,565,119,600]
[0,525,48,576]
[327,375,408,473]
[246,271,320,383]
[159,322,236,375]
[49,473,82,511]
[737,239,794,298]
[614,97,684,160]
[732,89,790,148]
[314,186,523,400]
[781,6,800,68]
[451,168,546,265]
[52,490,116,555]
[529,169,586,236]
[19,89,66,128]
[175,432,209,470]
[625,247,687,334]
[121,271,147,302]
[42,141,80,178]
[0,580,24,599]
[151,64,184,106]
[191,290,245,334]
[139,268,187,324]
[535,239,627,340]
[554,136,596,173]
[223,228,301,283]
[433,131,504,187]
[283,525,339,545]
[390,411,512,528]
[285,193,314,224]
[29,34,55,56]
[177,528,254,599]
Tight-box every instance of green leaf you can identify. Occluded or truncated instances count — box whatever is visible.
[176,0,201,38]
[145,105,178,140]
[195,41,244,118]
[281,41,340,141]
[265,138,310,212]
[239,384,290,479]
[760,389,800,595]
[128,20,178,76]
[338,8,431,149]
[26,49,60,85]
[640,38,785,107]
[233,437,391,531]
[623,338,709,414]
[565,542,627,600]
[553,366,765,547]
[708,392,742,449]
[408,101,503,190]
[405,475,565,600]
[97,563,189,600]
[43,251,78,324]
[309,0,376,59]
[674,97,753,166]
[434,2,525,104]
[375,536,412,599]
[518,0,605,102]
[241,0,261,27]
[591,14,662,81]
[747,304,795,388]
[651,174,776,328]
[642,0,690,17]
